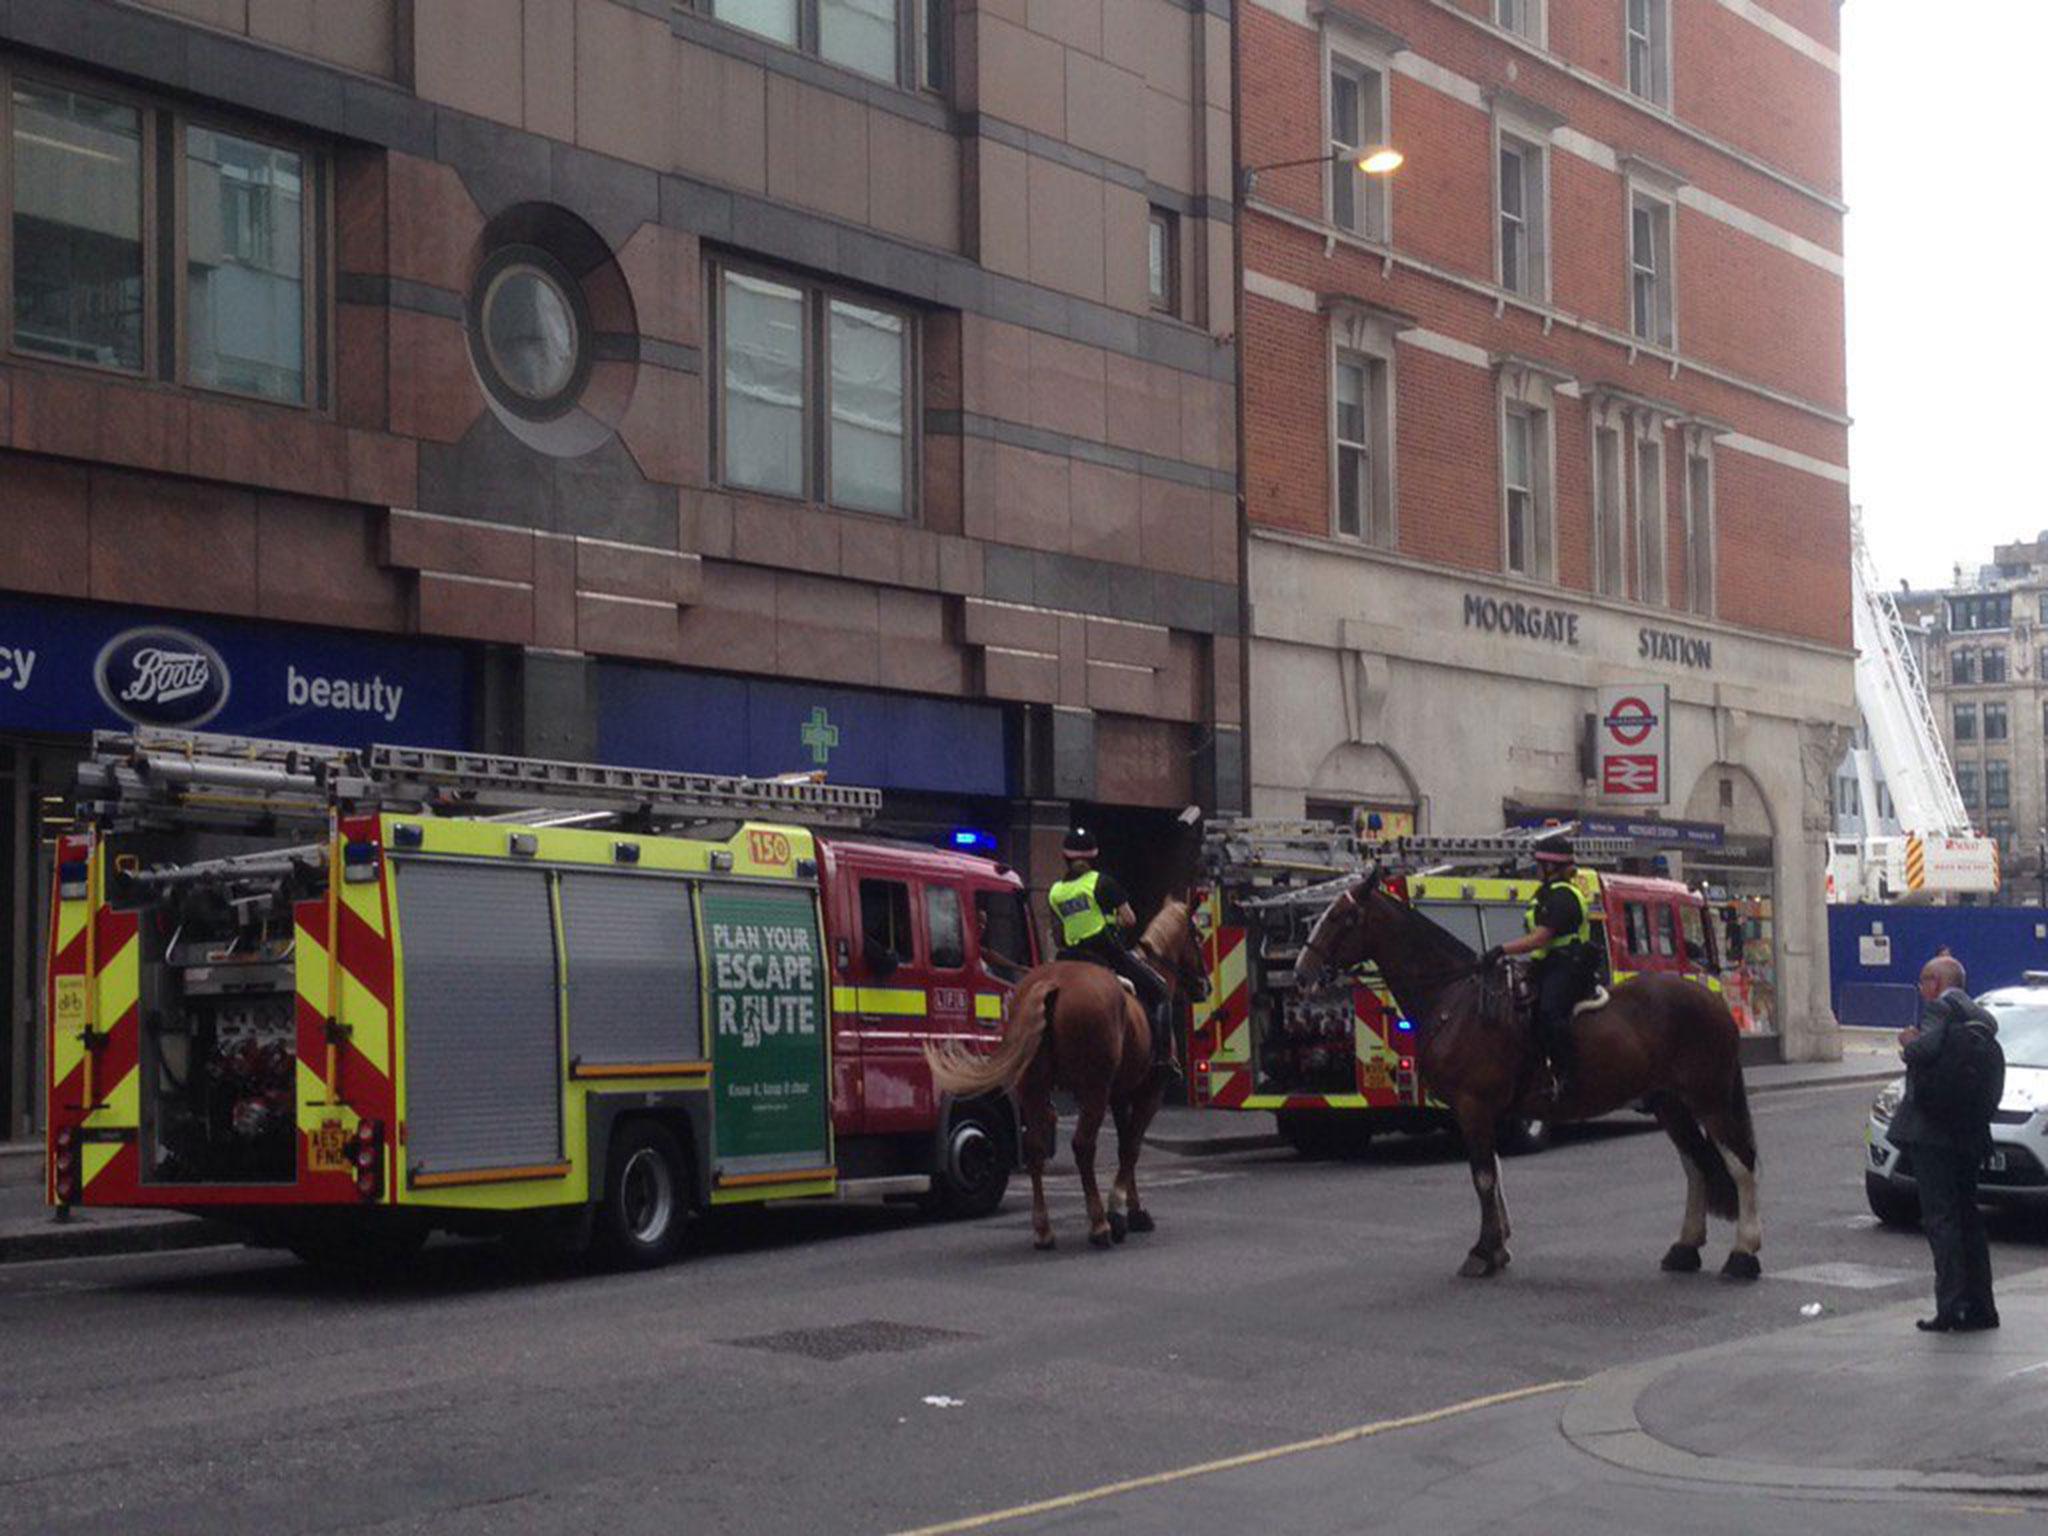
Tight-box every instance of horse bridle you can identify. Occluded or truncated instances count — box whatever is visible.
[1297,883,1492,991]
[1140,933,1211,1002]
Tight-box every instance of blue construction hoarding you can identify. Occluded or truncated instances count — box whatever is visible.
[0,594,471,748]
[1829,903,2048,1026]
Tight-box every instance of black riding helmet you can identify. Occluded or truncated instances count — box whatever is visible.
[1062,827,1099,859]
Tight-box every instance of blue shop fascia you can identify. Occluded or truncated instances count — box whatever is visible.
[0,589,1021,825]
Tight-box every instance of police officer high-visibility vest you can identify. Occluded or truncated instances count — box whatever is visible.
[1524,878,1593,960]
[1049,869,1111,947]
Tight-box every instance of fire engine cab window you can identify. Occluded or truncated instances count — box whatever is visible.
[860,878,914,967]
[925,885,965,970]
[1680,903,1713,965]
[975,888,1031,979]
[1623,901,1652,957]
[1651,904,1678,957]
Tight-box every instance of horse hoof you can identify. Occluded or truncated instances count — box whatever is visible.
[1127,1208,1155,1235]
[1089,1228,1115,1250]
[1721,1250,1762,1282]
[1034,1232,1056,1252]
[1107,1210,1128,1244]
[1457,1251,1500,1279]
[1661,1243,1704,1273]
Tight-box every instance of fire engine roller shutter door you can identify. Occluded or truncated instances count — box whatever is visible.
[394,861,563,1174]
[558,873,700,1065]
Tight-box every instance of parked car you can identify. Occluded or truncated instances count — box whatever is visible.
[1864,980,2048,1226]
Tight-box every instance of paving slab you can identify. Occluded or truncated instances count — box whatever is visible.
[1563,1265,2048,1498]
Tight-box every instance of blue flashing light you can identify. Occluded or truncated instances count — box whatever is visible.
[949,828,998,855]
[1395,1017,1415,1033]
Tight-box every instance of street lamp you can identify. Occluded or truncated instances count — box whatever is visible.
[1240,145,1404,200]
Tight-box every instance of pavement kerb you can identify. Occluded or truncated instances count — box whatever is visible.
[1145,1067,1899,1155]
[1560,1267,2048,1500]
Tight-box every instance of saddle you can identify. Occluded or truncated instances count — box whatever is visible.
[1056,946,1139,997]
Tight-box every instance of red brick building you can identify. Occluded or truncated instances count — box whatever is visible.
[1235,0,1854,1059]
[0,0,1238,1134]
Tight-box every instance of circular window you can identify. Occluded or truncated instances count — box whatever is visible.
[469,246,592,421]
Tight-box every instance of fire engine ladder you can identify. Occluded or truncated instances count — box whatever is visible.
[1205,820,1637,909]
[78,729,884,834]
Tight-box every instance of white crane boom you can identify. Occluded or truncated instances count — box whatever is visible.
[1837,512,1999,902]
[1850,514,1970,835]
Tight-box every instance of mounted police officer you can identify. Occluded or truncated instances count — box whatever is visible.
[1047,828,1173,1069]
[1481,833,1598,1101]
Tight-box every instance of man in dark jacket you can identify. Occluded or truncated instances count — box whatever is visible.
[1891,955,2000,1332]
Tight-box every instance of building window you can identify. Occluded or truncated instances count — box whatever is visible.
[2041,697,2048,737]
[1147,206,1179,316]
[1498,367,1556,580]
[1950,647,1977,684]
[2039,592,2048,625]
[1983,646,2009,684]
[185,127,308,404]
[1989,816,2013,852]
[1625,0,1670,106]
[1630,192,1675,348]
[1987,760,2010,810]
[1953,703,1977,742]
[1949,593,2011,631]
[1985,701,2009,741]
[474,250,587,417]
[1333,351,1387,543]
[716,264,914,517]
[9,82,145,372]
[706,0,935,90]
[1496,0,1542,43]
[1634,429,1665,605]
[1328,57,1388,241]
[1956,763,1978,805]
[4,74,325,405]
[1498,133,1547,299]
[1684,444,1714,616]
[1593,423,1626,599]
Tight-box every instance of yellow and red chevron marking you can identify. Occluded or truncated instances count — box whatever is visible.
[1197,905,1251,1067]
[47,836,145,1205]
[1905,835,1926,891]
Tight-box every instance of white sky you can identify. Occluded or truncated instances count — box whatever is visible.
[1844,4,2047,590]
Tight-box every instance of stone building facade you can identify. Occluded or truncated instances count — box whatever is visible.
[1235,0,1855,1060]
[0,0,1238,1134]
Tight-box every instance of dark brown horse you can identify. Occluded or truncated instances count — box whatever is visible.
[926,901,1207,1250]
[1294,871,1761,1280]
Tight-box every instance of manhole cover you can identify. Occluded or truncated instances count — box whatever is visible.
[723,1320,978,1362]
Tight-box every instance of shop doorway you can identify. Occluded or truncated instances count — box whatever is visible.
[1070,803,1201,921]
[1683,765,1779,1040]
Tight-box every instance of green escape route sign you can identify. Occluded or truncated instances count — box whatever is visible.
[701,885,831,1177]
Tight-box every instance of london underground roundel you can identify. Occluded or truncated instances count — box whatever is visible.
[1602,695,1658,746]
[94,627,231,728]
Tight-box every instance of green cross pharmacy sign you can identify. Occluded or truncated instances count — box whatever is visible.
[800,706,839,766]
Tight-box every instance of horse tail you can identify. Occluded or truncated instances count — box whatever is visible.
[925,985,1056,1098]
[1722,1065,1758,1174]
[1656,1091,1741,1223]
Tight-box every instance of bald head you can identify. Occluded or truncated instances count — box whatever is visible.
[1920,955,1966,995]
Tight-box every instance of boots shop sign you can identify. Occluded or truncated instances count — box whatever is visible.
[0,594,469,749]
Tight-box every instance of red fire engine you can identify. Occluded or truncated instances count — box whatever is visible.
[47,731,1034,1269]
[1193,822,1724,1155]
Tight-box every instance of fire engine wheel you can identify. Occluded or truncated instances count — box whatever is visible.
[1276,1111,1372,1159]
[600,1122,692,1267]
[1865,1172,1921,1230]
[928,1103,1011,1220]
[1499,1116,1553,1156]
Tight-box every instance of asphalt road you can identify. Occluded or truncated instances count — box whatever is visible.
[2,1081,2042,1535]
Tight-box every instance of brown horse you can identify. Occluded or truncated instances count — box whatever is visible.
[926,901,1208,1250]
[1294,871,1761,1281]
